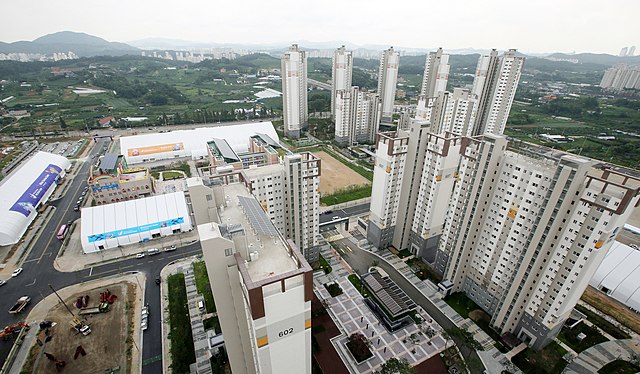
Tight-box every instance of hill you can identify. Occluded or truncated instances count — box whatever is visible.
[547,53,640,66]
[0,31,138,57]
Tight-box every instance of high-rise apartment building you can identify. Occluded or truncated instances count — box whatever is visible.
[367,125,640,349]
[438,135,640,348]
[196,152,321,263]
[191,178,313,374]
[416,88,478,136]
[331,46,353,118]
[334,87,381,145]
[600,64,640,90]
[420,48,450,98]
[282,44,308,139]
[377,47,400,122]
[470,49,524,136]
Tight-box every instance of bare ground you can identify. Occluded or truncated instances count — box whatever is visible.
[23,282,136,374]
[582,285,640,334]
[312,151,370,195]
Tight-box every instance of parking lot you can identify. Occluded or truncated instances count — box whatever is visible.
[41,139,87,158]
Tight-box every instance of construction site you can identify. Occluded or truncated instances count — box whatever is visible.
[18,281,137,374]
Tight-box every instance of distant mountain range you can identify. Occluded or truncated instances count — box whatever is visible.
[0,31,139,56]
[2,31,640,67]
[546,52,640,65]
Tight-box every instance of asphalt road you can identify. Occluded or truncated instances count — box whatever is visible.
[0,138,204,373]
[332,238,485,374]
[319,203,370,225]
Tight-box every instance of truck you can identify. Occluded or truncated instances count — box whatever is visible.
[78,302,109,316]
[9,296,31,314]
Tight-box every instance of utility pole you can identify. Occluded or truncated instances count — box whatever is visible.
[49,284,75,318]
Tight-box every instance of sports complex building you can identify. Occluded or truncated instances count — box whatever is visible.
[80,191,192,253]
[119,122,279,165]
[0,151,71,246]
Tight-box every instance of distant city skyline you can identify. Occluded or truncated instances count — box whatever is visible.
[0,0,637,55]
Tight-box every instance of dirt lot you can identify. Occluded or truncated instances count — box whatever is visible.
[24,282,135,374]
[582,286,640,334]
[313,151,370,195]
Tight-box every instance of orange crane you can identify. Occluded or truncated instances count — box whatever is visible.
[0,323,30,340]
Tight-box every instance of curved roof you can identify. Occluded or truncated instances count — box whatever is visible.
[119,122,279,164]
[590,241,640,311]
[0,151,71,246]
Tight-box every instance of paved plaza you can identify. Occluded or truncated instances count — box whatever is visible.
[316,275,446,373]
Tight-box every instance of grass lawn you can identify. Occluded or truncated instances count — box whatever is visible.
[320,184,371,206]
[558,322,608,353]
[444,292,480,319]
[581,286,640,334]
[512,341,568,374]
[396,249,412,259]
[348,274,368,297]
[598,360,640,374]
[406,258,442,283]
[163,170,184,180]
[203,316,221,334]
[193,262,216,313]
[575,304,630,339]
[318,255,332,274]
[167,273,196,373]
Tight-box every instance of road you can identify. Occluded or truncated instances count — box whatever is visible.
[0,138,204,374]
[319,203,370,225]
[332,238,485,373]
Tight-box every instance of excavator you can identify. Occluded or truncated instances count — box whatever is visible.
[0,323,30,340]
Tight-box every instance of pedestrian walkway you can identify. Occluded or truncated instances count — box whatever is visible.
[183,265,212,374]
[361,244,516,373]
[563,339,640,373]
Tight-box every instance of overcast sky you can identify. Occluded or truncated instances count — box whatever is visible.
[1,0,638,54]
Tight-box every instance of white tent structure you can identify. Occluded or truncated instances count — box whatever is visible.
[590,241,640,312]
[119,122,279,164]
[0,151,71,246]
[80,191,192,253]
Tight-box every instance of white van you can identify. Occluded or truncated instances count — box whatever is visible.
[198,301,204,310]
[147,248,160,256]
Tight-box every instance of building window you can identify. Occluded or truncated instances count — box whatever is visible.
[224,248,233,257]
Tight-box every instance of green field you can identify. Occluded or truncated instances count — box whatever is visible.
[167,273,196,373]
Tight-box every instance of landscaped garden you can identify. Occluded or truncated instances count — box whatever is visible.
[167,273,196,373]
[512,341,568,374]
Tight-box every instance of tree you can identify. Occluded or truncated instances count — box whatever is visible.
[59,116,67,131]
[378,358,415,374]
[446,327,484,361]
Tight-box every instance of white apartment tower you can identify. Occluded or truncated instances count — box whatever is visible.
[377,47,400,122]
[470,49,524,136]
[191,178,313,374]
[417,88,478,136]
[438,135,640,349]
[331,46,353,118]
[600,64,640,90]
[334,87,381,145]
[282,44,308,139]
[420,47,450,98]
[195,152,321,263]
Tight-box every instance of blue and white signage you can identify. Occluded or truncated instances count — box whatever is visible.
[10,164,62,217]
[87,217,185,243]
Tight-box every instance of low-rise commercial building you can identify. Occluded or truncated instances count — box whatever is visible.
[80,191,192,253]
[88,153,154,205]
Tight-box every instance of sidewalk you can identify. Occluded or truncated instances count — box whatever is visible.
[55,226,199,272]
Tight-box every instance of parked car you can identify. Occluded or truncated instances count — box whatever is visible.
[164,245,177,252]
[147,248,160,256]
[136,253,146,259]
[11,268,23,277]
[0,280,5,286]
[73,205,80,211]
[155,278,161,285]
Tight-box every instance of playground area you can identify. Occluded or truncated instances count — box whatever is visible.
[21,281,136,374]
[313,151,370,195]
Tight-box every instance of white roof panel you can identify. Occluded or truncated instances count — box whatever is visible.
[0,151,71,246]
[590,241,640,311]
[119,122,279,164]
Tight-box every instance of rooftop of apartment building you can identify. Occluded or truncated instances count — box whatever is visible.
[242,163,283,179]
[506,136,640,179]
[208,138,240,163]
[218,182,300,282]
